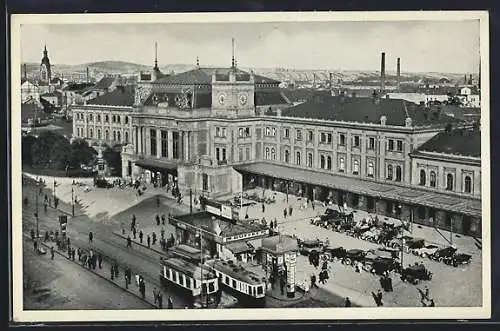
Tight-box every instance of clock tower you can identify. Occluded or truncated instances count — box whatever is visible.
[211,69,255,118]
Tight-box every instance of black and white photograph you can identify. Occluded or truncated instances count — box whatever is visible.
[10,11,490,322]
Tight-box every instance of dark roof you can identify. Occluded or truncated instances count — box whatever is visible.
[255,91,290,106]
[93,76,116,90]
[206,260,265,285]
[87,85,135,106]
[416,128,481,157]
[40,91,62,97]
[154,67,281,85]
[63,82,94,91]
[281,95,463,127]
[261,235,298,254]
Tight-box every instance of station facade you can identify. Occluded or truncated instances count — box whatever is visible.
[71,55,482,237]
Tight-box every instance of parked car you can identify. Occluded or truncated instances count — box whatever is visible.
[405,237,426,250]
[323,246,347,261]
[444,253,472,267]
[378,246,400,259]
[342,249,366,266]
[371,257,401,275]
[298,238,323,256]
[386,235,413,249]
[412,244,440,258]
[430,246,457,262]
[401,264,433,284]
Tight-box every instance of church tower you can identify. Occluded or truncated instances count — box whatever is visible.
[40,45,51,84]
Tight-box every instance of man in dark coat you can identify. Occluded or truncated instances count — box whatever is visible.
[147,235,151,248]
[345,297,352,307]
[167,296,173,309]
[50,246,54,259]
[98,252,103,268]
[156,215,160,226]
[157,293,163,308]
[88,231,93,244]
[139,230,144,244]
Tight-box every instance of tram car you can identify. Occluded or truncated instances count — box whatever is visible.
[160,257,219,308]
[205,259,266,307]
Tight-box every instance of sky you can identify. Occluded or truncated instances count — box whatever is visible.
[20,20,481,73]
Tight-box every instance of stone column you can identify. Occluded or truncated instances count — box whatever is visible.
[167,130,173,159]
[156,128,161,158]
[184,131,189,161]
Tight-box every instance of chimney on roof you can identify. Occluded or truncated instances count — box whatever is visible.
[380,115,387,126]
[86,67,89,84]
[397,57,401,91]
[380,52,386,91]
[468,74,473,85]
[329,72,333,88]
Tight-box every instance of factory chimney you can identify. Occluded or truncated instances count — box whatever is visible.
[329,72,333,88]
[397,57,401,91]
[86,67,89,83]
[23,63,27,80]
[380,52,386,91]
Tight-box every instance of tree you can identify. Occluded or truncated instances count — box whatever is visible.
[30,131,71,169]
[68,138,97,169]
[102,146,122,176]
[22,135,37,165]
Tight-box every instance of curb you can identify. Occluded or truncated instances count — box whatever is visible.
[34,237,157,309]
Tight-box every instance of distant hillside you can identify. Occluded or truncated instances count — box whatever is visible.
[20,60,477,86]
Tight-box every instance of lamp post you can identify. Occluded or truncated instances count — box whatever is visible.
[53,179,56,207]
[71,186,75,217]
[190,188,193,214]
[35,187,39,242]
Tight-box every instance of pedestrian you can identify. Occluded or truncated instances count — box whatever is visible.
[44,231,49,242]
[114,262,119,278]
[77,248,82,261]
[153,287,158,305]
[111,265,115,280]
[127,235,132,248]
[152,232,157,245]
[345,297,352,307]
[44,194,48,202]
[98,252,102,268]
[147,235,151,248]
[429,299,435,307]
[288,206,293,217]
[161,214,166,225]
[424,286,430,300]
[158,293,163,309]
[44,202,48,213]
[72,248,76,261]
[280,275,285,295]
[33,240,38,252]
[140,281,146,300]
[283,208,287,218]
[131,214,136,231]
[88,231,93,244]
[156,215,160,226]
[312,200,315,210]
[269,220,274,230]
[377,289,383,306]
[310,274,318,288]
[167,296,173,309]
[139,230,143,244]
[50,246,54,259]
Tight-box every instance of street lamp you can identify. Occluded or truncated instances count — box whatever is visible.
[53,179,57,207]
[71,186,75,217]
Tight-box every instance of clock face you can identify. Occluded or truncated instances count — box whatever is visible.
[218,93,226,105]
[239,93,248,106]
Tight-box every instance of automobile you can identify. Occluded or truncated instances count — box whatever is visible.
[386,235,413,249]
[378,246,400,259]
[298,238,323,256]
[430,246,457,262]
[401,264,433,284]
[361,228,382,242]
[405,237,425,250]
[444,253,472,267]
[371,257,401,275]
[323,246,347,261]
[342,249,366,266]
[412,244,440,258]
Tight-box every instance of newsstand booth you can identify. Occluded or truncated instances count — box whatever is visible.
[260,235,299,298]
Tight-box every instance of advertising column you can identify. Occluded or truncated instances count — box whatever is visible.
[284,250,296,298]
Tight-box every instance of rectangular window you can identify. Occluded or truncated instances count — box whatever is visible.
[320,132,326,143]
[296,130,302,141]
[339,134,346,146]
[246,147,250,161]
[284,128,290,138]
[222,148,227,161]
[245,127,250,137]
[239,148,244,161]
[216,127,220,137]
[185,277,191,289]
[266,127,271,136]
[368,137,375,150]
[150,129,157,156]
[238,128,244,137]
[272,127,276,136]
[327,133,332,143]
[216,148,220,161]
[161,130,167,157]
[397,140,403,152]
[353,136,360,147]
[222,128,227,137]
[307,130,314,142]
[388,139,394,151]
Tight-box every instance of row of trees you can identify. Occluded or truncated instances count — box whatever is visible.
[22,131,122,176]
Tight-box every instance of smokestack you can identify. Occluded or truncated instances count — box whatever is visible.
[23,63,27,80]
[397,58,401,90]
[329,72,333,88]
[380,52,386,91]
[86,67,89,83]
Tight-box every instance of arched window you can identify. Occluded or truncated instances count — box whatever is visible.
[320,155,325,169]
[113,131,116,141]
[105,130,109,141]
[396,166,402,181]
[117,131,121,142]
[125,116,129,125]
[387,165,393,180]
[430,171,437,187]
[419,169,426,186]
[97,129,101,140]
[90,128,93,138]
[353,159,360,175]
[125,131,129,143]
[112,115,116,123]
[271,148,276,160]
[327,156,332,170]
[339,157,345,172]
[284,150,290,163]
[265,147,270,160]
[464,176,472,193]
[105,115,109,123]
[367,161,374,177]
[446,173,454,191]
[296,151,301,165]
[97,114,101,122]
[307,153,313,167]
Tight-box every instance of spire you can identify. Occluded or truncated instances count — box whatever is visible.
[231,37,235,68]
[154,41,158,70]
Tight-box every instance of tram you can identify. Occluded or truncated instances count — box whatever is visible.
[206,259,266,307]
[160,257,219,308]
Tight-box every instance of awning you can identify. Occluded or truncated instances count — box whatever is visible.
[234,162,482,218]
[226,241,254,254]
[135,158,178,172]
